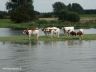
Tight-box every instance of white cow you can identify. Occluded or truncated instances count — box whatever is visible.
[42,27,60,38]
[51,27,60,38]
[62,26,74,36]
[23,29,39,40]
[79,29,84,33]
[76,29,84,39]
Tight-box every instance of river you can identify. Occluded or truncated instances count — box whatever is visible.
[0,28,96,72]
[0,40,96,72]
[0,28,96,36]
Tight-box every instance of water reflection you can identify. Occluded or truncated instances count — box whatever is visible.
[65,40,83,46]
[0,41,39,72]
[0,41,96,72]
[0,28,22,36]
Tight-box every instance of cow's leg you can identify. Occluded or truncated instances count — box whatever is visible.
[36,33,39,40]
[80,35,83,40]
[51,31,53,38]
[28,34,31,40]
[57,32,59,38]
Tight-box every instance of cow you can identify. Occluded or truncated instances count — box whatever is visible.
[23,28,39,40]
[69,29,84,39]
[42,27,52,36]
[62,26,74,36]
[70,31,77,36]
[77,29,84,39]
[42,27,60,38]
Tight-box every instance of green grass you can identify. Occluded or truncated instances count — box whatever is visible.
[0,34,96,43]
[83,34,96,40]
[0,19,34,29]
[0,18,96,29]
[80,14,96,18]
[0,19,11,27]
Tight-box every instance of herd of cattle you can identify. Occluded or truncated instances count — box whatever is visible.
[23,27,84,40]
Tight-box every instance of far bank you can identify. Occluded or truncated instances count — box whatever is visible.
[0,19,96,29]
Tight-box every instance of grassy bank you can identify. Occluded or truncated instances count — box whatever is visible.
[0,34,96,43]
[80,14,96,18]
[0,19,96,29]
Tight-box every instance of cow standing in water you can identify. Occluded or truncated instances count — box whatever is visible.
[69,29,84,39]
[77,29,84,39]
[42,27,52,36]
[62,27,74,36]
[23,28,39,40]
[42,27,60,38]
[70,31,77,36]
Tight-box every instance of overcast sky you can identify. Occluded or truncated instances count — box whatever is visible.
[0,0,96,12]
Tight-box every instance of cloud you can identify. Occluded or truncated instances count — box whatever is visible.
[0,0,9,11]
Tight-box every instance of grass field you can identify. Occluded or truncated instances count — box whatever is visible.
[0,19,33,29]
[80,14,96,17]
[0,18,96,42]
[0,34,95,43]
[0,16,96,29]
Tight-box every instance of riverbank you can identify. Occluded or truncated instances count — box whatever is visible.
[0,19,96,29]
[0,34,96,43]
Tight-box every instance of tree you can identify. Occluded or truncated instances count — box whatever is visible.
[52,2,80,22]
[67,3,72,11]
[84,9,96,14]
[71,3,84,14]
[0,11,8,19]
[57,10,68,20]
[57,10,80,22]
[6,0,36,23]
[67,12,80,22]
[53,2,67,17]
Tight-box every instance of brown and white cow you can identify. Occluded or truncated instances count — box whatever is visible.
[62,26,74,36]
[42,27,60,38]
[69,29,84,39]
[23,28,39,40]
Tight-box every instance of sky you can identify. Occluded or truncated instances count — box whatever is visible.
[0,0,96,12]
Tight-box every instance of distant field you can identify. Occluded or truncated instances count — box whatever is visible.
[79,14,96,24]
[39,14,96,21]
[39,17,58,21]
[0,19,12,27]
[0,15,96,29]
[80,14,96,17]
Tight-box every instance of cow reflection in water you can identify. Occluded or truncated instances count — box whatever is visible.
[27,40,39,48]
[66,40,83,46]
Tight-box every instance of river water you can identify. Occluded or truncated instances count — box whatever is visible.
[0,28,96,36]
[0,40,96,72]
[0,28,96,72]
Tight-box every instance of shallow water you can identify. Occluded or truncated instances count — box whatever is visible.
[0,40,96,72]
[0,28,22,36]
[0,28,96,36]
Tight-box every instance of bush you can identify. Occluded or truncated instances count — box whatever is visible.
[67,12,80,22]
[58,11,80,22]
[0,11,8,19]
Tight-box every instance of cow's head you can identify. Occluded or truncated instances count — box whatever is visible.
[23,30,29,35]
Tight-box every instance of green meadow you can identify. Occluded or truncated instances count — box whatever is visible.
[0,17,96,29]
[0,16,96,42]
[0,34,95,43]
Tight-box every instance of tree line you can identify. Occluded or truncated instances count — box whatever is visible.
[0,0,96,23]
